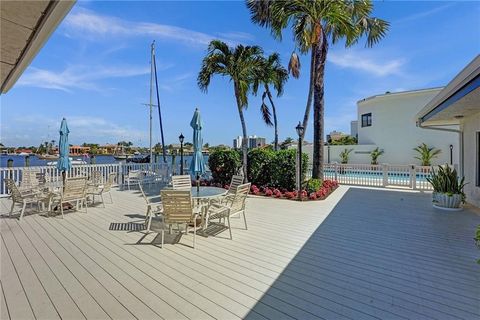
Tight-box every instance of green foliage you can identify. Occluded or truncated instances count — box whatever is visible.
[370,147,384,165]
[329,136,357,145]
[339,148,353,164]
[279,137,294,150]
[208,149,242,185]
[426,164,467,202]
[413,143,441,166]
[247,148,274,186]
[305,178,322,194]
[269,149,308,189]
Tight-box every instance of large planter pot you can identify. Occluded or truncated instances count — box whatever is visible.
[433,192,463,211]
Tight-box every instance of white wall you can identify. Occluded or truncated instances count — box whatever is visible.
[357,89,460,166]
[462,112,480,207]
[302,144,378,164]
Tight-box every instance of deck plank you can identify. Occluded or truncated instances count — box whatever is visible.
[0,281,11,320]
[0,186,479,320]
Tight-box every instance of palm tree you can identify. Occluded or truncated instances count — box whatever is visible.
[413,143,441,166]
[247,0,389,179]
[198,40,264,178]
[253,53,288,151]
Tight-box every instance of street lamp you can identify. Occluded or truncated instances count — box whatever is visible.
[179,133,185,174]
[296,122,304,201]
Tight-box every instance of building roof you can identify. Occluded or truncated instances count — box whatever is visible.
[416,55,480,126]
[357,87,443,105]
[1,0,75,93]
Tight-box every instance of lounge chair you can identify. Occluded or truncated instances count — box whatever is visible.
[50,177,88,218]
[211,174,244,204]
[172,175,192,190]
[156,189,200,248]
[208,182,250,239]
[125,170,142,190]
[139,181,163,231]
[87,172,115,207]
[5,178,51,220]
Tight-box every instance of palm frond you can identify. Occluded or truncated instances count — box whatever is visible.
[260,96,273,126]
[288,51,301,78]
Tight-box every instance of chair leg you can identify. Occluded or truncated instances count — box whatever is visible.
[19,201,27,220]
[9,201,14,216]
[84,198,88,213]
[227,216,232,240]
[60,202,64,219]
[243,211,248,230]
[109,192,113,203]
[193,218,196,249]
[161,229,164,248]
[101,194,105,208]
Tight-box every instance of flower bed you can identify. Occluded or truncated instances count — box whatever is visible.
[250,179,339,201]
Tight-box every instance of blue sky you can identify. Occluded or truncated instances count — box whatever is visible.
[1,0,479,147]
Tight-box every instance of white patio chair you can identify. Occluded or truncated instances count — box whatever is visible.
[139,181,163,231]
[51,177,88,218]
[172,175,192,190]
[5,178,51,220]
[211,174,244,204]
[155,189,200,248]
[208,182,250,239]
[87,172,115,207]
[126,170,142,190]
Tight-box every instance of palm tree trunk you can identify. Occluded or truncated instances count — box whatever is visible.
[301,44,316,139]
[312,35,328,179]
[265,85,279,151]
[234,81,249,180]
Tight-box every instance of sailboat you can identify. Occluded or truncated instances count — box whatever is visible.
[113,144,128,160]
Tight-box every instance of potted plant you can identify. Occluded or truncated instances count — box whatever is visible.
[370,147,384,169]
[426,164,467,210]
[338,148,352,174]
[413,143,441,166]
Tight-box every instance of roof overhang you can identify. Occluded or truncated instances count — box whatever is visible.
[1,0,75,94]
[416,55,480,127]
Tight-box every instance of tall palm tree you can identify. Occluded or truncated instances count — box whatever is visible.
[247,0,389,178]
[198,40,263,179]
[253,53,288,151]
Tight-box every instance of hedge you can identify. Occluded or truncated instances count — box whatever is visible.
[208,149,241,185]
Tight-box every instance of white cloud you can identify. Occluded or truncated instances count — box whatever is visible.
[63,8,251,47]
[5,115,147,146]
[328,51,405,77]
[17,65,150,92]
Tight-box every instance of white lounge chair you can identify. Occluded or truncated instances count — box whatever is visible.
[211,174,244,204]
[156,189,200,248]
[51,177,88,218]
[87,172,115,207]
[5,178,50,220]
[139,181,163,231]
[126,170,142,190]
[172,175,192,190]
[208,182,250,239]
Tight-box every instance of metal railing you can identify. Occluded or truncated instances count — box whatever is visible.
[311,163,433,190]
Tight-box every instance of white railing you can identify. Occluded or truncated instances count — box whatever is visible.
[313,163,432,190]
[0,163,175,196]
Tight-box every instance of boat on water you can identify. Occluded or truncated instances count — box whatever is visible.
[47,157,87,166]
[126,155,150,163]
[37,154,59,160]
[113,145,131,160]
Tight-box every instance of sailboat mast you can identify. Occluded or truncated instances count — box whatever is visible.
[149,42,154,163]
[152,41,167,162]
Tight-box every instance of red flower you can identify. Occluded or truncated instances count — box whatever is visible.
[309,192,317,200]
[264,188,273,197]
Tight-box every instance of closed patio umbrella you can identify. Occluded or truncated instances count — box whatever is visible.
[189,108,205,190]
[57,118,71,184]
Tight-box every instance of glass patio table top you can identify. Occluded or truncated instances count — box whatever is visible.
[188,186,227,199]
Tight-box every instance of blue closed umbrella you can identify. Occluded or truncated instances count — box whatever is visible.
[57,118,71,175]
[189,108,206,182]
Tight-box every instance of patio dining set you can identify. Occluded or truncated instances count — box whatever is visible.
[138,174,250,248]
[4,169,116,220]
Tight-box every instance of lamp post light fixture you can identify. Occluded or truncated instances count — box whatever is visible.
[179,133,185,174]
[295,122,304,201]
[449,144,453,165]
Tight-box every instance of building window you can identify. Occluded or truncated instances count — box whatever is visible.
[361,113,372,127]
[477,132,480,187]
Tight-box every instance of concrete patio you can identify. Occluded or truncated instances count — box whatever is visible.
[0,186,479,319]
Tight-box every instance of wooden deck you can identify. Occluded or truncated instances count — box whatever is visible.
[0,186,479,319]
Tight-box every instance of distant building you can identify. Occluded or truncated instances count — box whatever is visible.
[70,145,90,155]
[350,120,358,138]
[328,130,348,142]
[233,135,266,149]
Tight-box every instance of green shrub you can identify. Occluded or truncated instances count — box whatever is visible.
[247,148,274,186]
[208,149,241,185]
[427,164,467,202]
[269,149,308,190]
[305,178,322,194]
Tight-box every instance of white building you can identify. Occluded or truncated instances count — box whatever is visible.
[233,135,266,149]
[350,121,358,139]
[354,88,459,166]
[417,55,480,207]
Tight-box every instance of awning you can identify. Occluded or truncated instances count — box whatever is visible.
[416,55,480,126]
[1,0,75,93]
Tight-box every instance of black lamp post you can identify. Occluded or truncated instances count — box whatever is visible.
[179,133,184,174]
[449,144,453,165]
[296,122,305,201]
